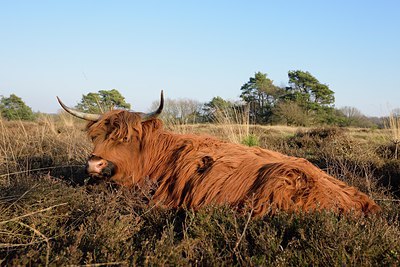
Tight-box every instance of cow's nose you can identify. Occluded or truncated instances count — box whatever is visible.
[87,155,108,175]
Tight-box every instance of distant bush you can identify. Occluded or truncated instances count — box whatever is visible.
[271,101,311,126]
[0,94,35,121]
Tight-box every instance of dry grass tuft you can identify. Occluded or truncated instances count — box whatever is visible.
[211,105,250,144]
[387,112,400,159]
[0,114,91,187]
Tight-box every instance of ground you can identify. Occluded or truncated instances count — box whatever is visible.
[0,116,399,266]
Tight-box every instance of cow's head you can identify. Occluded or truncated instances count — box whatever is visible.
[57,91,164,185]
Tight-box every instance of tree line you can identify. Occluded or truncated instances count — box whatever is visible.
[159,70,378,128]
[0,70,390,128]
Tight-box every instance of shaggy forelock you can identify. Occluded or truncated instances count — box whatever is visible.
[87,111,143,143]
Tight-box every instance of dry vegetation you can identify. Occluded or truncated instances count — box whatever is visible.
[1,114,400,266]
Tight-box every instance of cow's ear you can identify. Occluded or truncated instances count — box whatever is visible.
[141,118,163,132]
[87,119,110,141]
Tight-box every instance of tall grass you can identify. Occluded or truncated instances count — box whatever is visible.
[213,104,249,143]
[161,116,200,135]
[0,113,91,184]
[387,112,400,159]
[212,104,260,146]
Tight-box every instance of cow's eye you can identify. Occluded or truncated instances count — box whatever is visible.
[122,137,129,142]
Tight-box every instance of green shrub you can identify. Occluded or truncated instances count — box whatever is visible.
[241,134,260,147]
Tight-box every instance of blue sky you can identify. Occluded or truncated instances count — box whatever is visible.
[1,1,399,116]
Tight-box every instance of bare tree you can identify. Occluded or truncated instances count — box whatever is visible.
[340,106,363,119]
[150,98,204,124]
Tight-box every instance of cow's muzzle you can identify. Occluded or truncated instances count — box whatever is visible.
[86,155,115,179]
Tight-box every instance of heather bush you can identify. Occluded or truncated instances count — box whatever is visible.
[1,119,399,266]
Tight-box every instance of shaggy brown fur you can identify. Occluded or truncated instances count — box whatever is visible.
[86,110,381,216]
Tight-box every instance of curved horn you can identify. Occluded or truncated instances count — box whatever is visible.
[57,96,101,122]
[140,90,164,121]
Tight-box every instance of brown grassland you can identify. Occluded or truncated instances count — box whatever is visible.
[1,114,400,266]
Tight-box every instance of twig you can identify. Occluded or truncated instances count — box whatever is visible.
[68,262,127,267]
[139,200,163,218]
[234,207,254,251]
[375,198,400,202]
[0,203,68,225]
[0,165,83,178]
[17,221,50,267]
[0,241,43,248]
[3,184,38,212]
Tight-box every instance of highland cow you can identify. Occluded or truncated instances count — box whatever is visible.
[57,91,380,216]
